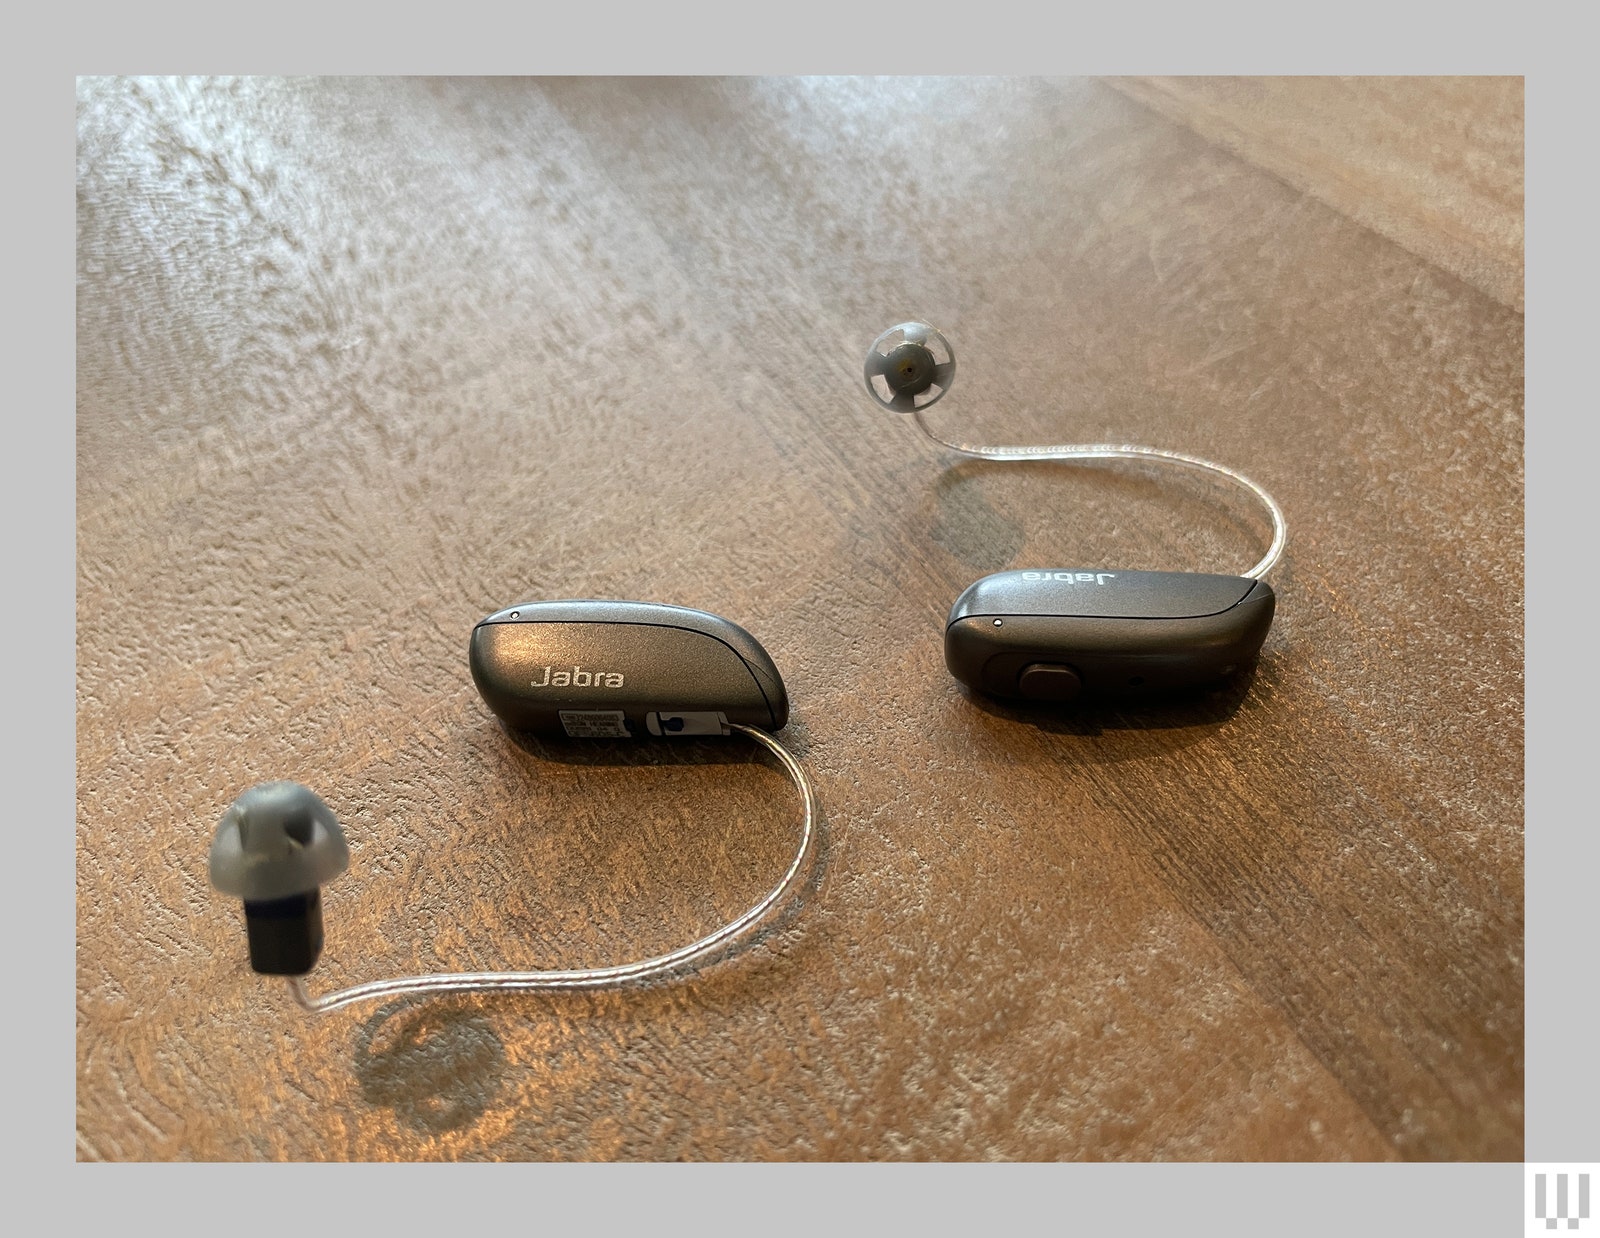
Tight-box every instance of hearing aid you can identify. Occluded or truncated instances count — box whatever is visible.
[469,600,787,737]
[862,322,1284,704]
[209,602,816,1015]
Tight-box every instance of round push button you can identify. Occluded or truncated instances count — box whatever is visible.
[1017,662,1082,702]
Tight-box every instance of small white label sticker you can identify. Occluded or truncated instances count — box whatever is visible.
[558,710,632,739]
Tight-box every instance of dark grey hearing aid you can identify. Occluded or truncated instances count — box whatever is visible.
[207,602,817,1015]
[863,321,1287,705]
[208,781,350,975]
[469,599,787,738]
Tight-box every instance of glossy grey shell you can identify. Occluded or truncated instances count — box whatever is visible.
[944,569,1276,701]
[469,600,789,736]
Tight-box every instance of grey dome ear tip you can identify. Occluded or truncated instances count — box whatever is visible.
[863,321,957,412]
[208,780,351,899]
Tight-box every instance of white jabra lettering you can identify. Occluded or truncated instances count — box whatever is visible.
[1021,571,1117,584]
[530,666,625,688]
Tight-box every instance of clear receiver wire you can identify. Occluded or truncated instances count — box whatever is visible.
[910,410,1288,580]
[285,723,817,1015]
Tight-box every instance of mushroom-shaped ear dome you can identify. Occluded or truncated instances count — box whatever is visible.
[208,781,350,902]
[863,322,957,413]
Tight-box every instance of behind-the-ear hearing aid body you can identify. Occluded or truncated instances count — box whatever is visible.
[209,601,816,1015]
[863,322,1286,704]
[469,600,787,737]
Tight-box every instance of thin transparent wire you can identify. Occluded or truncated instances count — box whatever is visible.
[911,410,1288,580]
[285,723,817,1016]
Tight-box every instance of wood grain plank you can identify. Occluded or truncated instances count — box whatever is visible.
[1109,76,1524,312]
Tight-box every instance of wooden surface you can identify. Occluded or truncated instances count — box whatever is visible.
[76,76,1524,1162]
[1109,77,1524,313]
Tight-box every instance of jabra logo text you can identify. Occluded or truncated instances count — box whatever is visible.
[531,666,625,688]
[1022,571,1117,584]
